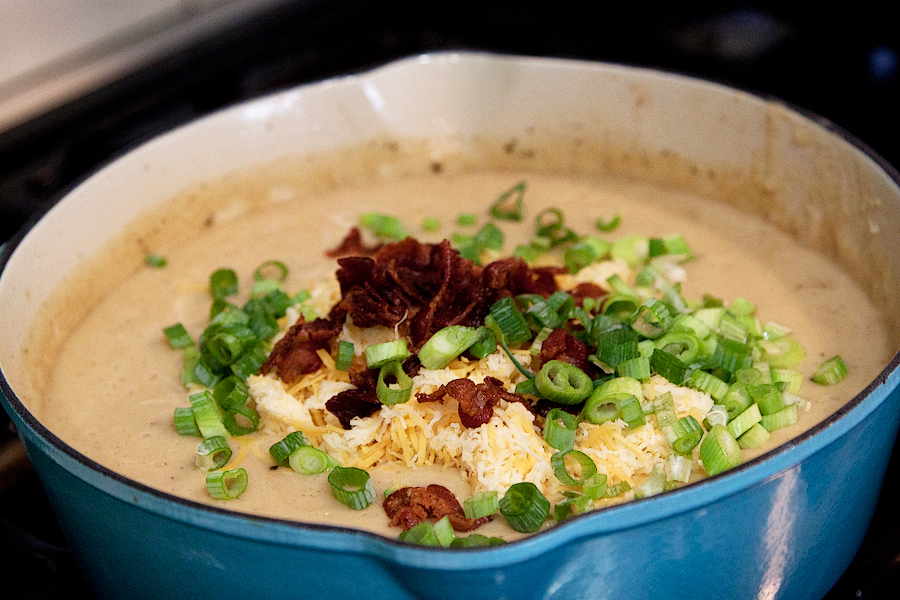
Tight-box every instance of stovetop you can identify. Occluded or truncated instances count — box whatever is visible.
[1,2,898,598]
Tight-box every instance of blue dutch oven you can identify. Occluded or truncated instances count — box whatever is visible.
[2,53,899,599]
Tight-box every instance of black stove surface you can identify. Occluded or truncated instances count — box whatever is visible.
[2,2,899,598]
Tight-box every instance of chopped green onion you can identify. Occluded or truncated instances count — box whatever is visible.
[365,339,411,369]
[475,223,504,251]
[145,254,167,268]
[529,327,554,356]
[686,369,729,401]
[554,494,594,521]
[655,332,703,364]
[760,404,799,432]
[289,446,338,475]
[196,436,232,471]
[467,327,497,359]
[360,212,408,241]
[705,404,729,428]
[489,297,532,346]
[490,181,525,221]
[759,336,805,369]
[582,392,644,428]
[721,382,753,420]
[463,491,500,519]
[650,349,689,385]
[269,431,310,466]
[738,423,771,449]
[206,468,248,500]
[812,356,849,385]
[515,378,539,397]
[433,515,456,548]
[376,360,413,405]
[616,356,651,380]
[450,534,507,548]
[223,404,260,436]
[671,415,703,454]
[653,392,677,429]
[210,268,238,300]
[398,522,440,547]
[189,391,227,439]
[631,298,673,339]
[771,369,803,395]
[604,481,632,498]
[418,326,479,369]
[328,466,376,510]
[499,482,550,533]
[423,217,440,231]
[601,293,641,318]
[596,214,621,232]
[727,403,762,439]
[181,346,201,386]
[485,316,534,379]
[543,408,579,452]
[633,465,666,499]
[163,323,193,349]
[551,450,598,486]
[583,473,609,500]
[595,326,639,368]
[513,244,542,264]
[610,234,649,267]
[457,213,477,227]
[667,453,693,483]
[229,345,267,379]
[699,425,742,476]
[535,360,593,405]
[253,260,288,282]
[751,384,786,415]
[711,337,753,374]
[173,406,201,437]
[250,279,280,297]
[213,376,249,411]
[564,242,597,274]
[336,341,355,371]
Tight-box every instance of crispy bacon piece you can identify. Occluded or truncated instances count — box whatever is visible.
[568,282,606,306]
[539,327,593,374]
[335,238,560,348]
[325,388,380,429]
[259,307,346,385]
[383,484,492,532]
[416,376,532,427]
[325,227,383,258]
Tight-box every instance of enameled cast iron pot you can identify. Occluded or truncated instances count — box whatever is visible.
[2,53,900,600]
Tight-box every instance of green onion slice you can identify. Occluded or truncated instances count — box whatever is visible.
[499,482,550,533]
[534,360,593,405]
[457,213,477,227]
[812,356,849,385]
[489,297,532,346]
[463,491,500,520]
[196,436,232,471]
[213,376,250,411]
[423,217,440,231]
[583,473,609,500]
[360,212,408,241]
[596,214,621,232]
[189,391,227,439]
[726,403,762,440]
[229,345,267,380]
[418,326,479,369]
[289,446,339,475]
[163,323,193,349]
[269,431,311,466]
[543,408,579,452]
[210,268,238,300]
[671,416,703,455]
[582,392,645,429]
[490,181,525,221]
[145,254,167,268]
[376,361,413,405]
[206,468,248,500]
[365,339,411,369]
[551,450,598,486]
[759,336,806,369]
[699,425,743,476]
[450,534,507,548]
[633,465,666,499]
[328,466,376,510]
[650,349,689,385]
[253,260,288,282]
[173,406,201,437]
[631,298,673,339]
[398,522,440,547]
[467,327,497,359]
[738,423,771,449]
[336,341,355,371]
[223,403,260,436]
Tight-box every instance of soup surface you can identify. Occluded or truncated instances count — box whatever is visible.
[28,154,893,540]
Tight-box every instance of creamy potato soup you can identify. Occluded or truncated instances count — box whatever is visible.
[25,142,893,543]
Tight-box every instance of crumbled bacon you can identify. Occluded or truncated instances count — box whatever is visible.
[325,227,383,258]
[324,388,380,429]
[539,327,595,376]
[383,484,491,532]
[416,376,532,428]
[259,307,346,385]
[335,238,560,348]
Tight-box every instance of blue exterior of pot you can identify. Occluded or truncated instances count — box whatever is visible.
[4,359,899,599]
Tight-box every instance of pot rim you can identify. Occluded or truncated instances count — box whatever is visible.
[2,51,900,570]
